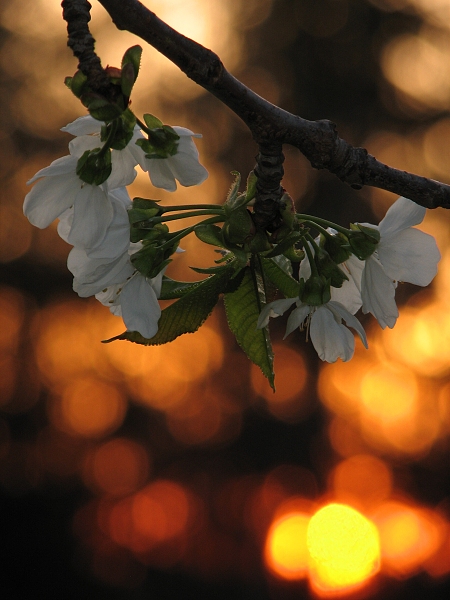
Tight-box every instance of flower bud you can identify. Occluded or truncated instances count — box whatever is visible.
[222,208,255,246]
[321,232,352,264]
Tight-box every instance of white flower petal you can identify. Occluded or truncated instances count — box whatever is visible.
[69,248,134,297]
[361,256,398,328]
[24,169,80,228]
[26,155,79,184]
[84,194,131,259]
[378,228,440,286]
[284,303,310,338]
[378,196,426,238]
[146,158,178,192]
[68,185,114,249]
[107,149,138,189]
[120,274,161,338]
[61,116,101,136]
[68,135,101,158]
[257,297,297,328]
[328,301,368,348]
[310,306,355,362]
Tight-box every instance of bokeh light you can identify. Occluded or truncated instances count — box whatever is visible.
[265,511,310,580]
[307,503,380,595]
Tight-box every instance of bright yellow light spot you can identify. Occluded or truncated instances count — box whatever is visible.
[307,503,380,594]
[265,512,310,580]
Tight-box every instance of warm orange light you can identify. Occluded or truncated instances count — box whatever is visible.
[52,376,127,438]
[331,455,392,511]
[380,303,450,377]
[265,512,310,580]
[83,438,150,496]
[373,501,444,578]
[360,364,418,424]
[307,503,380,595]
[251,345,309,421]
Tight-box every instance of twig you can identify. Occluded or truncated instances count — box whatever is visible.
[64,0,450,211]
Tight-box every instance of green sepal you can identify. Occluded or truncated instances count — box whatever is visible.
[263,231,303,258]
[143,113,163,129]
[132,197,162,210]
[348,223,380,260]
[314,248,349,288]
[65,70,88,98]
[260,257,300,298]
[321,232,352,264]
[103,264,237,345]
[222,208,255,245]
[244,229,271,254]
[81,93,124,121]
[100,110,136,150]
[76,148,112,185]
[224,172,241,213]
[246,170,257,202]
[300,274,331,306]
[223,263,275,390]
[194,224,227,248]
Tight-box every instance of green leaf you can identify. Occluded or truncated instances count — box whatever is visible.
[260,257,300,298]
[223,265,275,390]
[263,232,303,258]
[121,45,142,80]
[103,265,235,346]
[159,276,205,299]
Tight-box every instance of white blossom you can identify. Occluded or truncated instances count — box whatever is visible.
[136,126,208,192]
[24,155,115,249]
[257,297,367,363]
[359,197,440,328]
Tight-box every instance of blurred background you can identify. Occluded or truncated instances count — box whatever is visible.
[1,0,450,598]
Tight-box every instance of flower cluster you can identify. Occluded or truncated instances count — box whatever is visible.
[258,197,440,363]
[24,115,208,338]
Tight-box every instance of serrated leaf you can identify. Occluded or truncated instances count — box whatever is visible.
[223,266,275,390]
[159,276,205,299]
[260,257,300,299]
[103,266,235,346]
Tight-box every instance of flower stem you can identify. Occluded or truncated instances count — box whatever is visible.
[296,214,351,236]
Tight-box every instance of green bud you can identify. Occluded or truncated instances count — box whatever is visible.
[314,248,349,288]
[245,170,257,203]
[300,274,331,306]
[321,232,352,264]
[76,148,112,186]
[143,113,163,129]
[348,224,380,260]
[222,208,255,246]
[65,70,88,98]
[279,192,296,229]
[120,62,136,100]
[245,229,271,253]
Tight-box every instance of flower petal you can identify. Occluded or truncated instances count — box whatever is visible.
[284,303,310,337]
[328,301,368,348]
[120,274,161,338]
[310,306,355,362]
[68,185,114,249]
[378,196,426,238]
[61,116,101,136]
[257,297,297,328]
[361,256,398,329]
[69,248,134,297]
[26,155,79,184]
[24,168,80,228]
[378,227,440,286]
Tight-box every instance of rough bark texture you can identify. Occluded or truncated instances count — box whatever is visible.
[63,0,450,221]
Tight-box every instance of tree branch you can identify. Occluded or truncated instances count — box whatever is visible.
[82,0,450,210]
